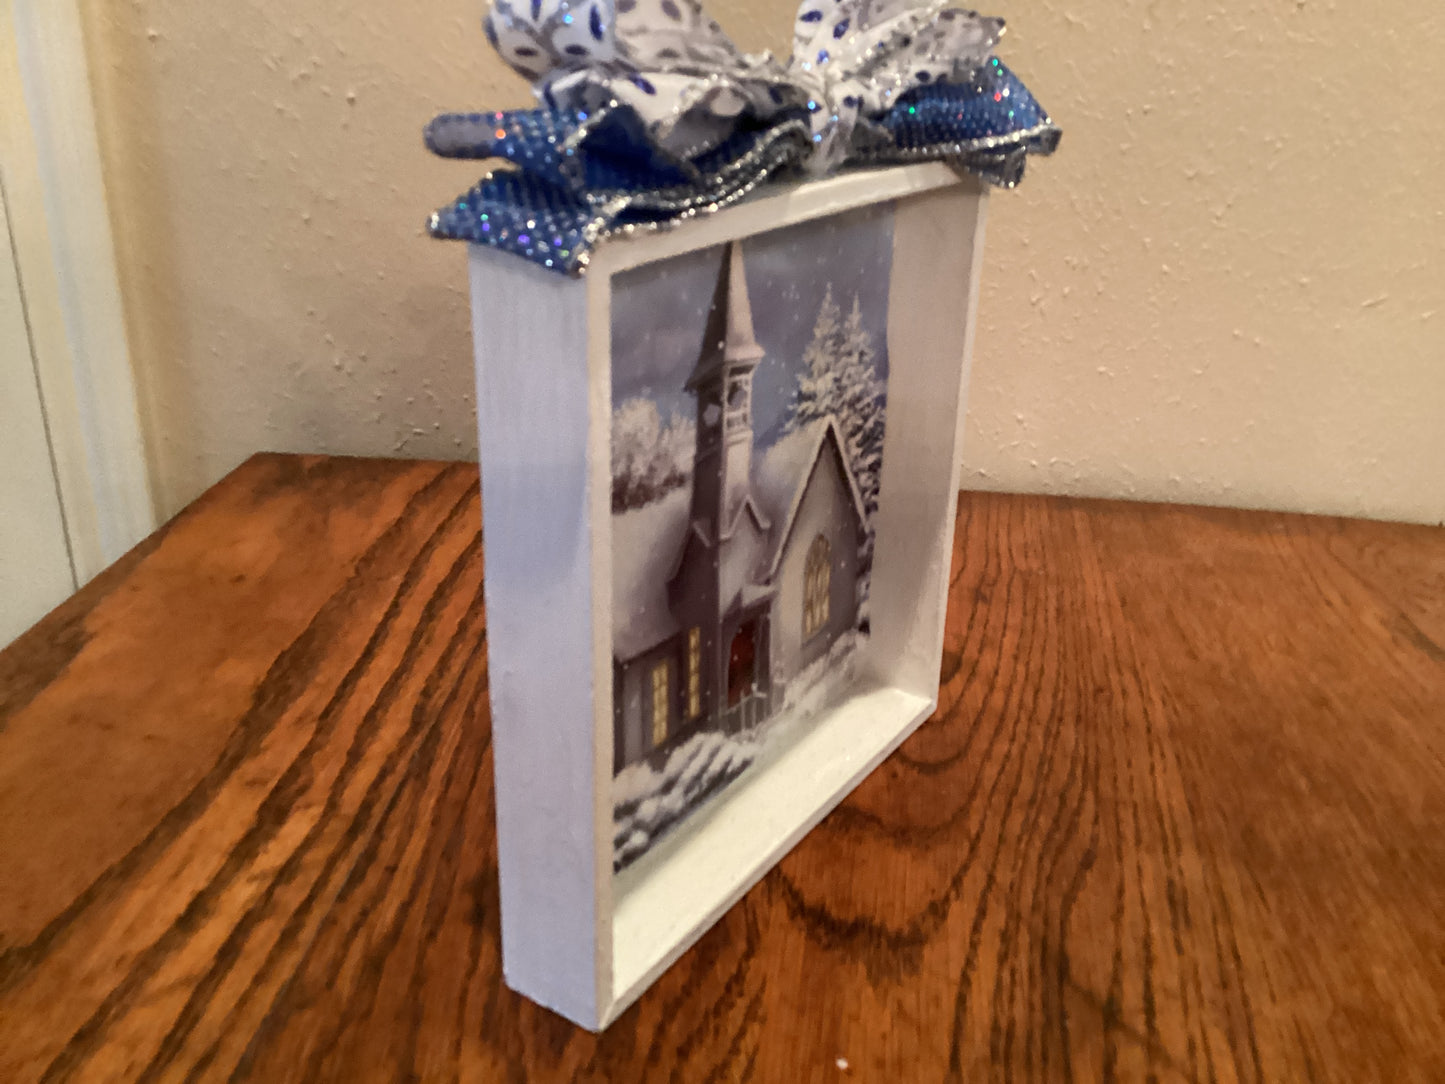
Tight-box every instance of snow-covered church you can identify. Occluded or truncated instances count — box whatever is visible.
[613,241,868,773]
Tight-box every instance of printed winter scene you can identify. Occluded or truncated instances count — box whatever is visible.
[610,205,894,872]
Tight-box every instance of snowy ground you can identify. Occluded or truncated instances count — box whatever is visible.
[613,631,865,871]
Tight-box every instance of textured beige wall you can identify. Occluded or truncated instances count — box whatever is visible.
[82,2,1445,524]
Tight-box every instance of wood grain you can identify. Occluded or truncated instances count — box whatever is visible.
[2,454,1443,1082]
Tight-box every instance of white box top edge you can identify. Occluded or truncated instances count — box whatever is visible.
[586,162,977,278]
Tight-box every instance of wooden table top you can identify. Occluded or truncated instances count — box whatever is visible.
[2,454,1443,1082]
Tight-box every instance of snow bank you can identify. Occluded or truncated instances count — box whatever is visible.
[611,631,868,871]
[780,630,864,718]
[613,730,760,871]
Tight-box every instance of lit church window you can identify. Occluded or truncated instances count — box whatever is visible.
[687,628,701,719]
[651,660,670,747]
[804,535,831,639]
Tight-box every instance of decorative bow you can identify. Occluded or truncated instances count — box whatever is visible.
[426,0,1059,274]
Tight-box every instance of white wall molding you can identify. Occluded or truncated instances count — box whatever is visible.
[3,0,154,581]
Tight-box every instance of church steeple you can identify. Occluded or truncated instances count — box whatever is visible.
[687,241,766,392]
[688,241,764,539]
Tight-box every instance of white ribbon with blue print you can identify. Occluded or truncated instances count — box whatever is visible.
[484,0,1006,172]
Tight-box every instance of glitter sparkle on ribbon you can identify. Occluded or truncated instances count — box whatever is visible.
[427,0,1060,274]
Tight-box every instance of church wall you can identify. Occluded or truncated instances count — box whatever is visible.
[770,441,862,690]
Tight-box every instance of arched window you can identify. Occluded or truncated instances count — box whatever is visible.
[804,535,831,640]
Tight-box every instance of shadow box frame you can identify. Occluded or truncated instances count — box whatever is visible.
[467,162,989,1030]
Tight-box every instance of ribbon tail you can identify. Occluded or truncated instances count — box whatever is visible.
[950,129,1060,189]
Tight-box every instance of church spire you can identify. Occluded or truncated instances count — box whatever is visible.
[686,240,765,541]
[687,241,765,391]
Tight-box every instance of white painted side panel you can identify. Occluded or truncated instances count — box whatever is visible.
[471,166,987,1030]
[868,185,986,697]
[0,180,75,646]
[469,247,606,1027]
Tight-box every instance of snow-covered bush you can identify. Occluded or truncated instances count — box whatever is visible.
[613,731,758,870]
[612,398,696,512]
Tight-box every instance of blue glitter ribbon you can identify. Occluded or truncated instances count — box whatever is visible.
[426,5,1059,275]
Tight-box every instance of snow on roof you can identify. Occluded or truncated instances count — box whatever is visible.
[755,417,867,578]
[738,581,777,610]
[752,421,825,528]
[612,486,692,660]
[611,415,866,662]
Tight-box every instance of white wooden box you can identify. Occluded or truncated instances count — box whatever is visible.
[469,163,988,1029]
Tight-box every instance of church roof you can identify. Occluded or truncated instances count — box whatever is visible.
[611,415,867,662]
[612,488,693,660]
[685,240,766,392]
[754,418,868,580]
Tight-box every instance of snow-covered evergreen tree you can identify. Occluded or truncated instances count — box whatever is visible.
[838,294,886,525]
[612,398,696,512]
[786,287,887,563]
[791,286,844,428]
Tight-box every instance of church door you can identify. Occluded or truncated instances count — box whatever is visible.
[727,622,756,708]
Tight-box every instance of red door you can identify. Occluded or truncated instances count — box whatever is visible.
[727,623,756,708]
